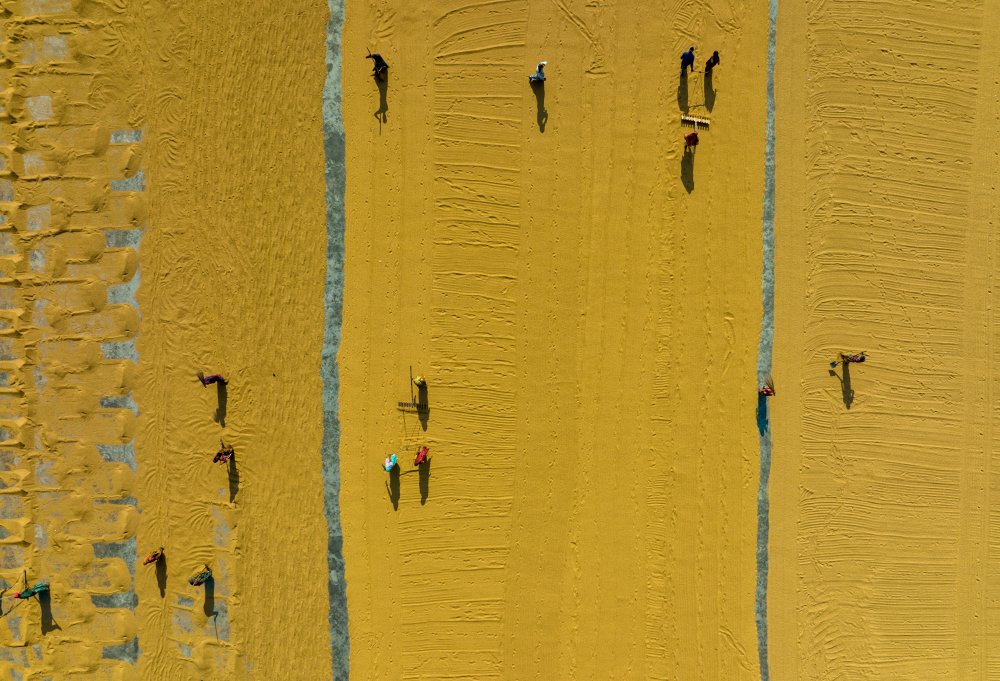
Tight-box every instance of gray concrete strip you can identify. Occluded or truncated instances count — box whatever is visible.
[322,0,350,678]
[755,0,778,678]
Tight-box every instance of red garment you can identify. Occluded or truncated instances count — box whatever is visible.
[685,132,699,147]
[414,447,429,466]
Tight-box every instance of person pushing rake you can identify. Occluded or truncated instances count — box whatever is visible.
[366,50,389,80]
[831,351,867,368]
[12,582,49,600]
[6,572,49,603]
[685,127,700,150]
[681,114,710,151]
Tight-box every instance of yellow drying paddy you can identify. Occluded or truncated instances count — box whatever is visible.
[340,0,768,678]
[770,0,1000,679]
[11,0,998,678]
[0,0,332,679]
[131,3,333,679]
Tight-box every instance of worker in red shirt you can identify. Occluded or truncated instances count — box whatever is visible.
[197,371,227,387]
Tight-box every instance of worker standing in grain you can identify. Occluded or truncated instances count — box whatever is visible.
[529,61,547,83]
[214,442,235,464]
[705,50,720,74]
[680,47,696,75]
[197,371,227,387]
[366,51,389,80]
[189,566,212,587]
[831,351,867,368]
[12,582,49,600]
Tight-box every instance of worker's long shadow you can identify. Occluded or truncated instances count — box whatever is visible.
[417,385,430,431]
[681,149,694,193]
[829,363,854,409]
[156,554,167,598]
[756,394,769,436]
[418,458,431,505]
[532,81,547,132]
[228,456,239,504]
[677,73,689,113]
[39,590,59,634]
[203,576,215,617]
[375,73,388,128]
[704,72,716,111]
[215,382,227,428]
[386,465,400,510]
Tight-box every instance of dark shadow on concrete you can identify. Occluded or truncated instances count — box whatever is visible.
[677,73,689,113]
[156,553,167,598]
[417,384,430,431]
[215,382,227,427]
[374,72,388,129]
[829,362,854,409]
[756,394,769,436]
[681,149,695,193]
[418,458,431,505]
[228,455,239,504]
[386,465,400,510]
[39,589,60,635]
[532,81,547,132]
[203,576,215,617]
[704,71,716,112]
